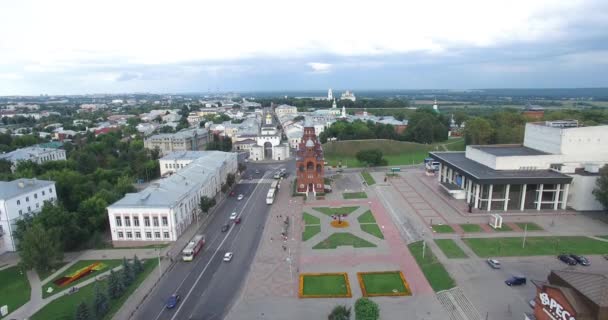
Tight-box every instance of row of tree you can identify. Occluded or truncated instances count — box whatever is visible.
[328,298,379,320]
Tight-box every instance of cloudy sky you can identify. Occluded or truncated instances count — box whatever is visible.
[1,0,607,95]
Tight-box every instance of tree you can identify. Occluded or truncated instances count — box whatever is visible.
[221,183,228,193]
[93,283,109,318]
[159,126,174,133]
[593,164,608,210]
[107,269,123,299]
[238,163,247,173]
[199,196,216,214]
[132,255,143,274]
[354,298,379,320]
[356,149,386,167]
[121,257,134,287]
[328,305,351,320]
[464,117,494,145]
[293,115,305,122]
[75,301,90,320]
[17,223,63,274]
[226,173,236,187]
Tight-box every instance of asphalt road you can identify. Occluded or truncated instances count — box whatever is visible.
[134,163,287,320]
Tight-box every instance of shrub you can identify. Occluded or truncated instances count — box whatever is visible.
[329,305,351,320]
[355,298,379,320]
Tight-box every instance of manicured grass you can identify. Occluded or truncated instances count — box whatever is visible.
[432,224,454,233]
[408,241,456,292]
[434,239,468,259]
[361,171,376,185]
[314,206,359,216]
[445,139,466,151]
[343,192,368,199]
[43,260,123,298]
[313,232,376,249]
[360,224,384,239]
[302,225,321,241]
[301,274,350,297]
[0,266,31,318]
[463,236,608,257]
[516,222,543,231]
[492,224,513,232]
[31,259,158,320]
[303,212,320,225]
[359,272,409,296]
[357,210,376,224]
[459,224,483,233]
[37,262,69,282]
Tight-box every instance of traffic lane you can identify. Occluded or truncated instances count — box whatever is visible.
[136,181,258,319]
[186,180,271,320]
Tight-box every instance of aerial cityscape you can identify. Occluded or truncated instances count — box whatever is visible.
[1,1,608,320]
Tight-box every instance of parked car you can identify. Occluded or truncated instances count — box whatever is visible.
[237,194,244,200]
[528,298,536,308]
[234,216,241,224]
[558,254,577,265]
[505,276,527,286]
[570,255,590,266]
[230,212,238,220]
[223,252,234,262]
[165,294,181,309]
[255,169,260,174]
[229,191,235,197]
[221,224,230,232]
[486,258,501,269]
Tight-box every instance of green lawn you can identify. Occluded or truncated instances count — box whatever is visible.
[343,192,368,199]
[313,206,359,216]
[360,272,409,295]
[516,222,543,231]
[408,241,456,292]
[361,171,376,185]
[460,224,483,233]
[0,266,31,319]
[302,225,321,241]
[301,274,349,296]
[434,239,468,259]
[360,224,384,239]
[463,236,608,257]
[32,259,158,320]
[432,225,454,233]
[357,210,376,224]
[37,262,69,282]
[43,260,123,298]
[445,139,466,151]
[492,224,513,232]
[313,233,376,249]
[303,212,320,225]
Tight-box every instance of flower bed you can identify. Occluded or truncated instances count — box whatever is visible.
[357,271,411,297]
[331,220,350,228]
[299,273,352,298]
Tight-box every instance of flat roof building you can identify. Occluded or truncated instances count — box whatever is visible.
[144,128,209,156]
[0,147,66,172]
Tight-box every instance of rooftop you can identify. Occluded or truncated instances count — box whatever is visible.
[552,270,608,307]
[160,150,214,161]
[0,147,64,162]
[146,128,207,140]
[471,145,549,156]
[0,178,55,199]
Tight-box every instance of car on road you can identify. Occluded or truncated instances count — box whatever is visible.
[165,294,181,309]
[237,194,244,200]
[486,258,501,269]
[570,254,590,266]
[230,212,238,220]
[255,169,260,174]
[221,224,230,232]
[229,191,235,197]
[223,252,233,262]
[505,275,526,286]
[558,254,578,265]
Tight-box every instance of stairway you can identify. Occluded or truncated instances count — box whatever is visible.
[436,287,482,320]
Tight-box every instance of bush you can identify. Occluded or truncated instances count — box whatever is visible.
[355,149,387,167]
[355,298,379,320]
[329,305,351,320]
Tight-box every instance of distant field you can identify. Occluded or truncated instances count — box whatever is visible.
[323,138,464,167]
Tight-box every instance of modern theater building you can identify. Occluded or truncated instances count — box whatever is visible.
[429,121,608,212]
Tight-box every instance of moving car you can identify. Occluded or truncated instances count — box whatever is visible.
[229,191,235,197]
[486,258,501,269]
[221,224,230,232]
[255,169,260,174]
[558,254,577,265]
[230,212,238,220]
[505,276,526,286]
[165,294,181,309]
[570,254,590,266]
[237,194,244,200]
[234,216,241,224]
[223,252,233,262]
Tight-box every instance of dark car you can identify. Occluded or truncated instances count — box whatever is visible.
[166,294,181,309]
[234,216,241,224]
[221,224,230,232]
[558,254,577,265]
[570,255,590,266]
[505,276,526,286]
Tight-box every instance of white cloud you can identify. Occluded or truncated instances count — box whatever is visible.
[307,62,332,73]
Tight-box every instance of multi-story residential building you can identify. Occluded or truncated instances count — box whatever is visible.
[0,147,66,172]
[0,179,57,254]
[275,104,298,117]
[107,151,237,244]
[144,128,209,156]
[159,150,227,176]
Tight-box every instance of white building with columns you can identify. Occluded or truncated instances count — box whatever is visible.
[430,120,608,212]
[107,151,237,244]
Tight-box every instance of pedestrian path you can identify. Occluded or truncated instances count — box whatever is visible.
[437,287,482,320]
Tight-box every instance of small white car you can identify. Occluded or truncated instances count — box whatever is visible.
[230,212,238,220]
[223,252,233,262]
[487,258,501,269]
[237,194,244,200]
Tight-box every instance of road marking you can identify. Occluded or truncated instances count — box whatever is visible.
[169,171,271,320]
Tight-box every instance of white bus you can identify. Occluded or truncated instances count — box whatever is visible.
[182,234,205,262]
[266,181,279,204]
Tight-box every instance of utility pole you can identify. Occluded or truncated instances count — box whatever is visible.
[422,240,426,259]
[522,223,528,248]
[157,247,162,280]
